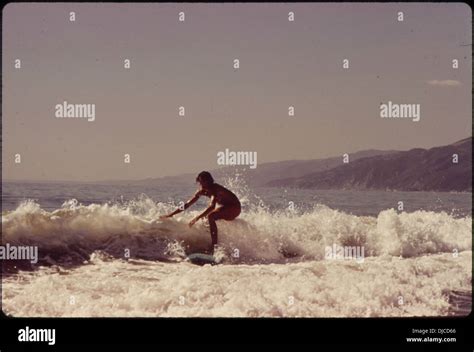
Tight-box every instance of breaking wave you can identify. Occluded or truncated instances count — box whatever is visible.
[2,195,471,271]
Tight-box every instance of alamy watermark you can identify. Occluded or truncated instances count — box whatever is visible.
[325,244,365,263]
[217,149,257,169]
[380,101,420,122]
[18,326,55,345]
[55,101,95,122]
[0,243,38,264]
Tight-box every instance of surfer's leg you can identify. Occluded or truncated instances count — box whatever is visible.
[208,213,218,248]
[207,205,241,252]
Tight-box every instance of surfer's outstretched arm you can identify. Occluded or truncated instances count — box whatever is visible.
[160,190,202,219]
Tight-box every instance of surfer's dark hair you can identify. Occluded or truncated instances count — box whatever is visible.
[196,171,214,185]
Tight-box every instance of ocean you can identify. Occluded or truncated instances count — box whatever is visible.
[1,179,472,317]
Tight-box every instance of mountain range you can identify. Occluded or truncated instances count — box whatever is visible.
[101,137,472,192]
[266,137,472,192]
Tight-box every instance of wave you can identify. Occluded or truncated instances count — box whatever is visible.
[1,195,471,272]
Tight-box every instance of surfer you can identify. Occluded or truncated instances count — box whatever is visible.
[160,171,241,253]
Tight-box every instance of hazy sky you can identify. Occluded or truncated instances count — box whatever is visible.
[3,3,471,181]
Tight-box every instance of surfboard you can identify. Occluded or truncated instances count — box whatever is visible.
[187,253,217,266]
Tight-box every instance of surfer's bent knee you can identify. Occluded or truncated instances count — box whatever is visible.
[208,205,241,221]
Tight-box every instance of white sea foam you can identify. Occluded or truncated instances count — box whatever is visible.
[1,193,471,317]
[2,251,471,317]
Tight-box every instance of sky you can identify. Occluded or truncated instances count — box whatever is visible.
[2,3,471,181]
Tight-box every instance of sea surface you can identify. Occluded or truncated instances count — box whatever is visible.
[1,179,472,317]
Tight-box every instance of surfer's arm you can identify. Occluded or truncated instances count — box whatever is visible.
[189,197,217,227]
[161,191,202,218]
